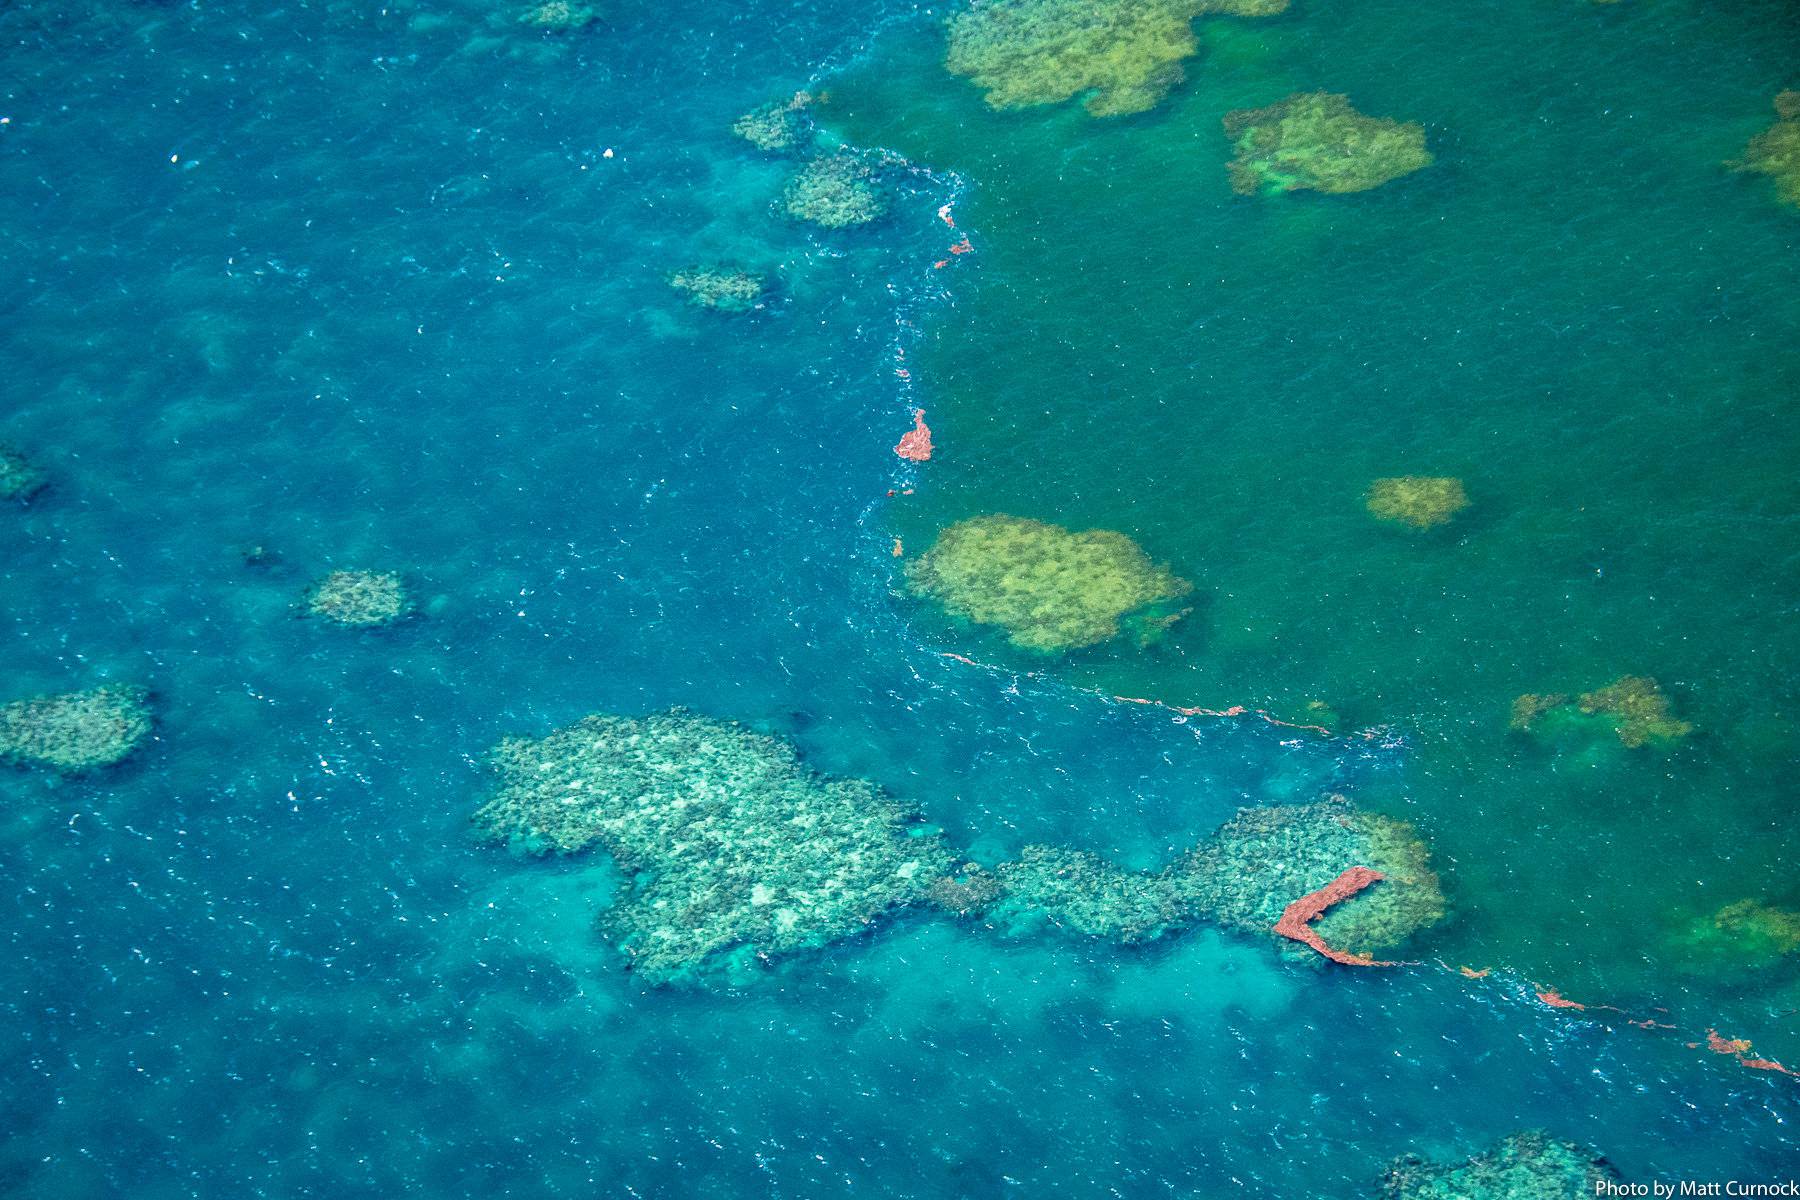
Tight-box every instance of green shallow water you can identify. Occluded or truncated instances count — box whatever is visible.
[829,0,1800,1014]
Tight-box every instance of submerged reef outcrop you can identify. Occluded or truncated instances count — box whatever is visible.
[1668,899,1800,972]
[783,155,889,228]
[1509,676,1691,749]
[472,709,953,982]
[1378,1131,1619,1200]
[733,93,815,153]
[905,515,1193,653]
[1732,92,1800,209]
[668,267,765,313]
[1176,798,1446,960]
[992,845,1185,943]
[0,685,154,775]
[517,1,596,31]
[945,0,1287,118]
[1366,476,1469,529]
[305,569,412,629]
[0,445,48,502]
[1223,92,1433,195]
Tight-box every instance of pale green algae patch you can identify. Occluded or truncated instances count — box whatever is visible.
[1176,798,1447,960]
[0,445,48,502]
[1667,899,1800,972]
[472,709,954,983]
[945,0,1288,118]
[1366,476,1469,529]
[668,267,765,313]
[1223,91,1433,195]
[516,1,596,32]
[1378,1131,1619,1199]
[0,685,154,775]
[905,515,1193,653]
[1509,676,1692,749]
[1732,91,1800,209]
[305,569,412,629]
[991,845,1185,943]
[782,154,889,228]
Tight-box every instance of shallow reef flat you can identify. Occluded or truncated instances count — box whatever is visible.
[0,685,155,775]
[472,708,953,983]
[1379,1131,1618,1200]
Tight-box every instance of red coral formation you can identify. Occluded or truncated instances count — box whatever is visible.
[895,409,933,461]
[1272,866,1398,966]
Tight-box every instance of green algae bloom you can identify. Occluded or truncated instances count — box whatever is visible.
[1509,676,1691,749]
[945,0,1287,118]
[305,569,412,629]
[1668,899,1800,971]
[1224,92,1434,195]
[517,1,596,31]
[992,845,1185,943]
[1379,1131,1619,1200]
[782,155,888,228]
[1366,476,1469,529]
[905,515,1193,653]
[732,93,814,153]
[668,267,766,313]
[1732,91,1800,209]
[0,444,49,502]
[1176,798,1447,960]
[472,708,953,983]
[0,685,154,775]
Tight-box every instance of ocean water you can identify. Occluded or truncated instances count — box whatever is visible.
[1,0,1796,1196]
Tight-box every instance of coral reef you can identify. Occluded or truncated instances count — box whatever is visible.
[905,515,1193,653]
[668,267,765,313]
[1365,476,1469,528]
[782,155,888,228]
[992,845,1185,943]
[1669,899,1800,970]
[305,570,412,629]
[945,0,1288,118]
[1176,797,1446,960]
[925,862,1005,916]
[732,93,814,153]
[0,685,154,774]
[1378,1131,1619,1200]
[1223,92,1433,195]
[0,444,48,502]
[1512,677,1691,748]
[517,1,596,31]
[472,708,953,982]
[1272,866,1397,966]
[1731,92,1800,208]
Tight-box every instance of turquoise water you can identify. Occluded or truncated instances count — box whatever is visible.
[2,0,1797,1195]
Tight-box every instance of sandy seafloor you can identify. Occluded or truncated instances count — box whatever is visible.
[2,0,1798,1196]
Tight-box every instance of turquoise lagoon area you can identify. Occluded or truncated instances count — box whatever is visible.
[4,0,1800,1194]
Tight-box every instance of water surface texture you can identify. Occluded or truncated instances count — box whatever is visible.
[3,0,1798,1196]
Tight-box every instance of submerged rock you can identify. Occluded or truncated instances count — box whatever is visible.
[1175,798,1446,960]
[1378,1131,1618,1200]
[0,685,154,775]
[992,845,1186,943]
[945,0,1287,118]
[305,569,412,629]
[732,93,815,153]
[1223,92,1433,195]
[668,267,766,313]
[1510,676,1691,749]
[1366,476,1469,529]
[906,514,1193,653]
[782,154,888,228]
[1732,91,1800,209]
[472,709,953,982]
[0,444,49,502]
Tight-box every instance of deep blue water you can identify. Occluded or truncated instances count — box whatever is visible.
[3,1,1798,1196]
